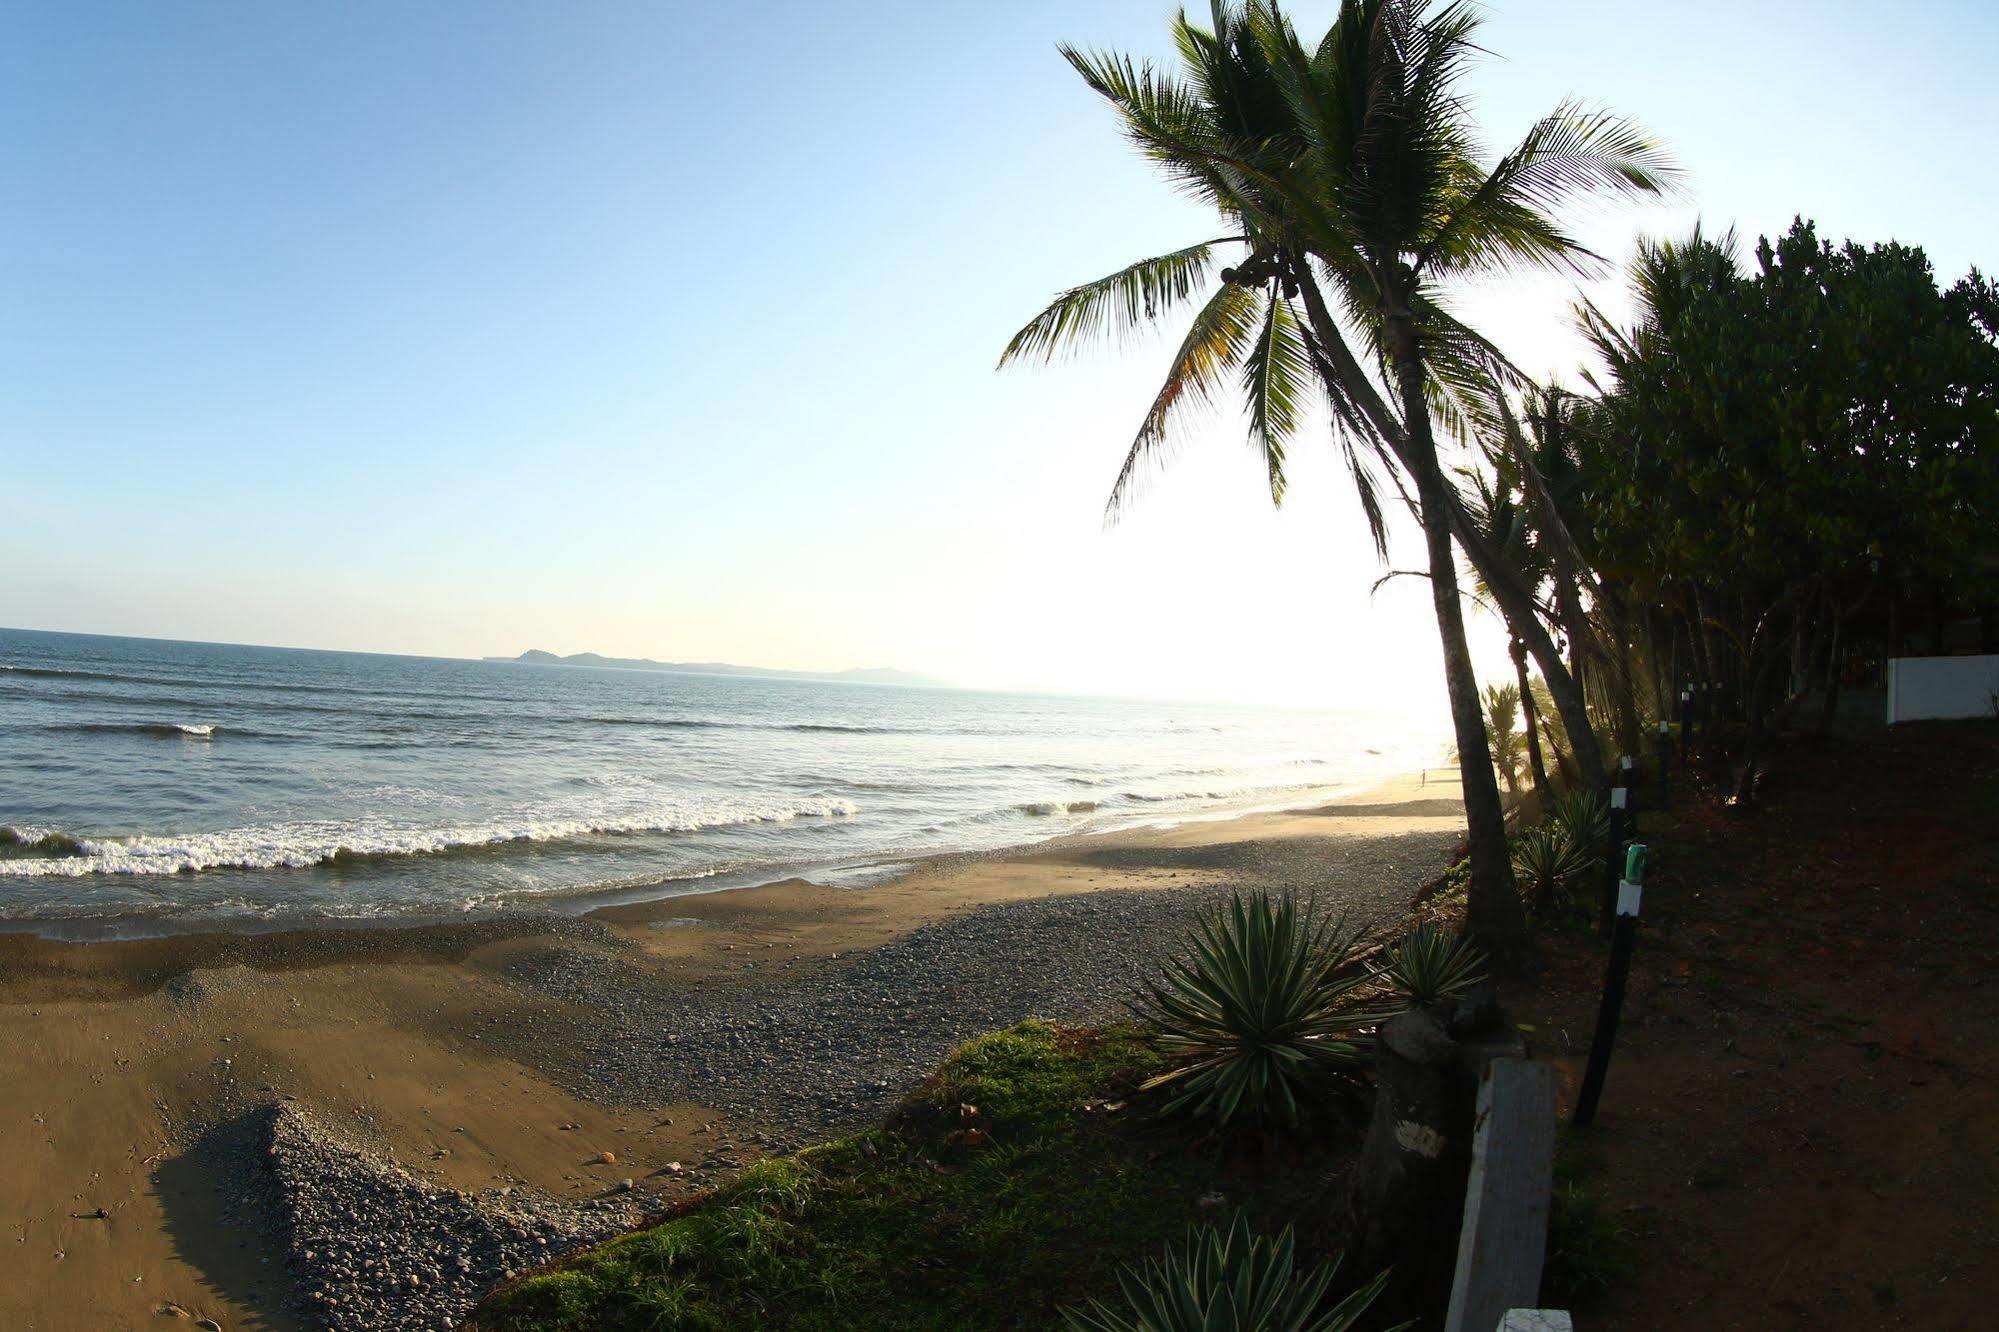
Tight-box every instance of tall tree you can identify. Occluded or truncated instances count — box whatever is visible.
[1576,219,1999,801]
[1242,0,1672,940]
[1001,2,1672,949]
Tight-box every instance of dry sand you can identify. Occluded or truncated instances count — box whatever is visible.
[0,774,1461,1330]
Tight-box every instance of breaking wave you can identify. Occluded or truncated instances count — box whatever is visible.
[61,721,221,738]
[0,797,860,878]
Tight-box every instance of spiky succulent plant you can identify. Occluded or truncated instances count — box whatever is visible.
[1135,892,1373,1126]
[1374,923,1487,1008]
[1062,1214,1396,1332]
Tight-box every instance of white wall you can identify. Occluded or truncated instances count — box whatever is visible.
[1886,655,1999,724]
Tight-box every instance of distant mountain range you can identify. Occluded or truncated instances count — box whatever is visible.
[486,649,947,688]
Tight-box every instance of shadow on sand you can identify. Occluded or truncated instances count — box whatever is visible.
[152,1104,298,1330]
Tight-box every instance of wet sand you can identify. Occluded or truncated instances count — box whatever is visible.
[0,774,1462,1330]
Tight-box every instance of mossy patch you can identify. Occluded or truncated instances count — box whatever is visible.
[466,1020,1353,1331]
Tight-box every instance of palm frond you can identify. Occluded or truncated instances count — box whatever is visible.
[1106,281,1264,518]
[1060,45,1282,217]
[1242,291,1312,504]
[1418,102,1678,278]
[999,241,1238,367]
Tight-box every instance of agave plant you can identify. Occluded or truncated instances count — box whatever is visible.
[1512,821,1593,910]
[1062,1214,1395,1332]
[1373,924,1487,1009]
[1136,892,1372,1126]
[1552,789,1611,865]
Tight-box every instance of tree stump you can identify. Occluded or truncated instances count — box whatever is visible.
[1343,1007,1473,1314]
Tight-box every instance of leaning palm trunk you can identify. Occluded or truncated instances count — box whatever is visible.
[1449,513,1609,790]
[1512,639,1550,800]
[1292,273,1608,794]
[1599,585,1644,756]
[1388,319,1525,950]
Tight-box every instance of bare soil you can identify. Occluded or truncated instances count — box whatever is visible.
[1513,721,1999,1330]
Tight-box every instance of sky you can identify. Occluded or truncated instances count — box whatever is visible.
[3,1,1994,712]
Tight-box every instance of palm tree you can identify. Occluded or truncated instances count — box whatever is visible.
[1253,0,1672,945]
[1510,640,1552,798]
[1002,1,1673,951]
[1459,451,1553,802]
[1482,682,1525,799]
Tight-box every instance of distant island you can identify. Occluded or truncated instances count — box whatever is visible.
[486,649,947,689]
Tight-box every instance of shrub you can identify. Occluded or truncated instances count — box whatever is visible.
[1061,1214,1393,1332]
[1373,924,1487,1008]
[1135,892,1372,1127]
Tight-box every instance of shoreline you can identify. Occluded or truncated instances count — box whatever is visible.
[0,769,1449,952]
[0,774,1463,1330]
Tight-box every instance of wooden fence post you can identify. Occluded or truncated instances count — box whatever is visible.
[1444,1058,1557,1332]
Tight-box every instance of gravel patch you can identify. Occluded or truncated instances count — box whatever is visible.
[256,1102,648,1332]
[511,827,1460,1142]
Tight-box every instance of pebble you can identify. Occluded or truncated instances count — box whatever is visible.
[254,1103,645,1332]
[494,828,1454,1144]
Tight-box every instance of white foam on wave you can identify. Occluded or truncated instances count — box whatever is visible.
[0,796,860,878]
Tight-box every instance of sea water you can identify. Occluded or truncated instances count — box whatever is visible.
[0,627,1437,936]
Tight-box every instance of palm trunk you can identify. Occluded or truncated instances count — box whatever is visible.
[1604,588,1643,757]
[1731,594,1795,804]
[1288,268,1606,796]
[1450,515,1608,791]
[1386,320,1524,953]
[1512,639,1550,800]
[1553,575,1591,724]
[1816,601,1845,733]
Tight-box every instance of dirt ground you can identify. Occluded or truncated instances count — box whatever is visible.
[1513,720,1999,1330]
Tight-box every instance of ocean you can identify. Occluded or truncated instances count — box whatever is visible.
[0,628,1437,937]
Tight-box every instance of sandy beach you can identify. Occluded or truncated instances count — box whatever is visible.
[0,774,1463,1331]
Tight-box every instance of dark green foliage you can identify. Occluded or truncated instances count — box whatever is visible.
[1135,892,1374,1127]
[1372,924,1487,1009]
[468,1022,1348,1332]
[1061,1214,1396,1332]
[1572,218,1999,797]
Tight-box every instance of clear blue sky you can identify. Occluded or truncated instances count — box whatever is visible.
[4,1,1994,708]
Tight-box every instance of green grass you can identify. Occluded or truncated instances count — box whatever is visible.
[1540,1134,1638,1307]
[466,1020,1355,1331]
